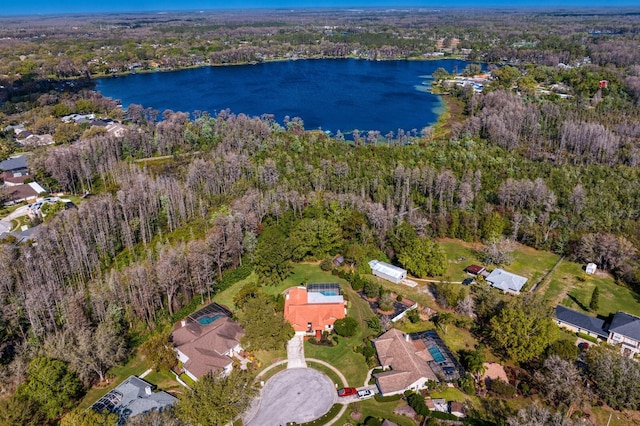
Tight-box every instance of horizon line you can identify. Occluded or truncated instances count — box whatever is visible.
[3,4,640,18]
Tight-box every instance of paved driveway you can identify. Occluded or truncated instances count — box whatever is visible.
[0,205,29,235]
[246,368,336,425]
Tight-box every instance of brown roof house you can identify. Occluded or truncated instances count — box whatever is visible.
[171,304,243,382]
[373,329,438,396]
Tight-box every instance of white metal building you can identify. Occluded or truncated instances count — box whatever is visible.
[369,260,407,284]
[486,268,527,295]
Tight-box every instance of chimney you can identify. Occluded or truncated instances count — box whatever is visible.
[405,334,410,342]
[145,386,152,396]
[181,320,186,327]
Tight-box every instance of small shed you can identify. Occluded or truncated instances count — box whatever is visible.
[465,265,485,276]
[369,260,407,284]
[586,263,597,275]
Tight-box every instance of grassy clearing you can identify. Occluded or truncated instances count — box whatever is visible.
[542,259,640,317]
[214,263,341,310]
[438,238,561,286]
[304,324,371,388]
[438,238,483,282]
[304,281,375,387]
[78,353,149,409]
[430,387,479,406]
[590,406,638,426]
[369,275,439,311]
[335,398,416,426]
[143,369,184,394]
[508,245,560,286]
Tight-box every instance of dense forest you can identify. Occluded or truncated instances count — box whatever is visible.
[1,7,640,425]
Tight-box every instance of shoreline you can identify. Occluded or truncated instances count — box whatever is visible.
[90,55,475,80]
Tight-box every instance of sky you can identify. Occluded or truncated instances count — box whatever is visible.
[2,0,639,16]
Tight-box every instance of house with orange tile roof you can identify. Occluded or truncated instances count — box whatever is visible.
[283,285,346,338]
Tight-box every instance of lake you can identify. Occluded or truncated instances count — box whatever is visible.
[96,58,472,135]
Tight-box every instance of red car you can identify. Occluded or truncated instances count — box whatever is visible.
[337,387,357,397]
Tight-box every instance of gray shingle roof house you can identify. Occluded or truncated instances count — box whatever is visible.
[91,376,176,425]
[486,269,527,294]
[0,155,28,175]
[607,312,640,357]
[554,305,608,339]
[554,305,640,358]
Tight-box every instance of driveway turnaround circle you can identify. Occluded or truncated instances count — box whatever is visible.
[247,368,336,425]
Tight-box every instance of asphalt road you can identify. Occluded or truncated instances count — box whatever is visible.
[246,368,336,426]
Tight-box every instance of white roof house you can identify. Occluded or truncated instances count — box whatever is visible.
[586,263,597,275]
[486,269,527,295]
[369,260,407,284]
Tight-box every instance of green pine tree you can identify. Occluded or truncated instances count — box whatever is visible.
[590,286,600,312]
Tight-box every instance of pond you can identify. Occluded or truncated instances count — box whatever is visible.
[96,58,475,136]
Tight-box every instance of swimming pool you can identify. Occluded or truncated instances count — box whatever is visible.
[198,314,222,325]
[319,291,339,296]
[428,346,446,363]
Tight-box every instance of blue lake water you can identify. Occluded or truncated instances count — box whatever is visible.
[96,58,472,135]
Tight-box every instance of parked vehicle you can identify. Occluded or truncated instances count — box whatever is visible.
[337,387,357,397]
[357,389,374,399]
[578,342,590,351]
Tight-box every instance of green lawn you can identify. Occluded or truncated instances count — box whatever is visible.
[542,259,640,317]
[368,274,439,311]
[335,398,416,426]
[430,387,479,406]
[590,406,637,426]
[304,282,375,387]
[143,369,184,395]
[438,238,483,281]
[438,238,561,287]
[216,263,373,386]
[508,245,560,288]
[304,328,371,388]
[214,263,342,310]
[78,353,150,409]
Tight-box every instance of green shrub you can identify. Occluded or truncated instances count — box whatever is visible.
[364,280,380,298]
[576,332,598,343]
[458,373,475,395]
[406,309,420,323]
[334,317,358,337]
[405,391,429,416]
[429,411,459,421]
[364,417,382,426]
[320,258,333,271]
[374,393,402,402]
[490,379,516,398]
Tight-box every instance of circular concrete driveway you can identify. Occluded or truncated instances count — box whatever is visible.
[247,368,336,425]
